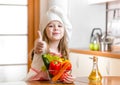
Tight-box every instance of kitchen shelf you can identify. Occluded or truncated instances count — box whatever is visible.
[70,48,120,59]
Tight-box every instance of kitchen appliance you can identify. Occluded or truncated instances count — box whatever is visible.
[90,28,102,44]
[100,34,114,52]
[90,28,114,52]
[90,28,102,51]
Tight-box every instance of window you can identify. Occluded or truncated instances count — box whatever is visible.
[0,0,40,81]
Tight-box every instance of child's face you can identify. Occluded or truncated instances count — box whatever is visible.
[46,20,64,41]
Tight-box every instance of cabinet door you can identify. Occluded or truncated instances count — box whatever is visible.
[69,53,109,77]
[109,58,120,76]
[88,0,116,4]
[69,53,92,77]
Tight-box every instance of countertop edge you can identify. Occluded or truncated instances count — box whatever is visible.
[69,48,120,59]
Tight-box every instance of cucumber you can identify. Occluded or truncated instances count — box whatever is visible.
[42,55,50,69]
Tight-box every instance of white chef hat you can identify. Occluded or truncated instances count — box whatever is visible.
[41,6,72,43]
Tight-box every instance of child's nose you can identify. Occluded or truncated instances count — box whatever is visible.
[54,26,59,30]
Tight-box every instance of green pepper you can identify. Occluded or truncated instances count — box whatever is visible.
[42,55,50,69]
[49,60,61,76]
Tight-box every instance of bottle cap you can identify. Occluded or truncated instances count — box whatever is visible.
[93,56,98,62]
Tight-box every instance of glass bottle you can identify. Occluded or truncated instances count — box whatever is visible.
[88,56,102,82]
[89,81,102,85]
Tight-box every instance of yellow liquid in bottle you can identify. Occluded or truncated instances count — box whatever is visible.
[88,56,102,82]
[88,69,102,82]
[89,79,102,85]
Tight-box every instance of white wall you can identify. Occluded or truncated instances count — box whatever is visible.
[69,0,106,48]
[40,0,48,25]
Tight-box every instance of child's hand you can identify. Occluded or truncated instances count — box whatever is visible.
[34,31,47,54]
[60,72,74,84]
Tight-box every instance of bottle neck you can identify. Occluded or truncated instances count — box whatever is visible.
[92,61,98,70]
[92,56,99,70]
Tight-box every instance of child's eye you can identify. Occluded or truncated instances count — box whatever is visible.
[48,25,53,27]
[58,25,62,27]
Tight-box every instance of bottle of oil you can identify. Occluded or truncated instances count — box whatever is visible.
[89,81,102,85]
[88,56,102,82]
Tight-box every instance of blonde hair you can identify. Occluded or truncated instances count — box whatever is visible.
[42,26,69,59]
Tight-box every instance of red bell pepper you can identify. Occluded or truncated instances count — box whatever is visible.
[49,60,61,75]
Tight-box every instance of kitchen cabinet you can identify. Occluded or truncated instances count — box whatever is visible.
[70,48,120,76]
[69,52,109,77]
[88,0,117,4]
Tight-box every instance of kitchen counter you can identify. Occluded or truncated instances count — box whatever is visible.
[75,76,120,85]
[1,76,120,85]
[70,47,120,59]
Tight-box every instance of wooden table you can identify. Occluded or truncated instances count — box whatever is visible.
[75,76,120,85]
[1,76,120,85]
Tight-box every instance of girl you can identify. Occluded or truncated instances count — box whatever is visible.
[25,6,73,83]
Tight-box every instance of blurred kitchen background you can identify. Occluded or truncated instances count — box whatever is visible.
[0,0,120,82]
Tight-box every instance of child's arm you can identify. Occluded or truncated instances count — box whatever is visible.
[25,36,49,81]
[25,54,49,81]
